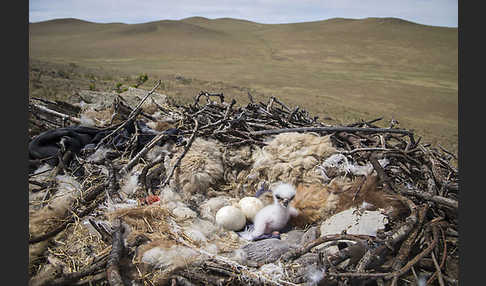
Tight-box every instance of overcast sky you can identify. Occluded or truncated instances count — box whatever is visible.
[29,0,458,28]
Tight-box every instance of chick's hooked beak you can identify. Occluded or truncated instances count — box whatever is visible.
[282,199,290,207]
[278,196,293,208]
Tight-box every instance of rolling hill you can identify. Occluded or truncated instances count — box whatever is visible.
[29,16,458,153]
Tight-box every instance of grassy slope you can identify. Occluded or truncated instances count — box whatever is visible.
[29,17,458,153]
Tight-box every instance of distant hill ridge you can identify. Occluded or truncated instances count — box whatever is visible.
[29,15,458,155]
[30,16,442,27]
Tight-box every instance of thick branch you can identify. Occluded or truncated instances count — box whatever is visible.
[282,234,372,262]
[30,103,82,124]
[160,119,199,189]
[120,132,169,175]
[398,185,458,209]
[250,126,413,137]
[106,219,125,286]
[95,80,161,150]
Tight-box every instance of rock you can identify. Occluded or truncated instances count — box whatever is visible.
[75,90,114,110]
[119,87,167,111]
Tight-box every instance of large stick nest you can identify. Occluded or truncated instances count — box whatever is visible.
[28,82,458,286]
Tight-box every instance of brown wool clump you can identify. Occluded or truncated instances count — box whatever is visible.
[29,175,82,238]
[106,204,172,246]
[290,175,409,228]
[170,138,224,199]
[248,132,338,187]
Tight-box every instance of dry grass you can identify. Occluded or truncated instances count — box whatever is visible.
[29,16,458,154]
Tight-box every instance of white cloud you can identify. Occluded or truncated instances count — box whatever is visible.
[29,0,457,27]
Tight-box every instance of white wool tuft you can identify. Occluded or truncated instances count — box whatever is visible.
[79,114,96,127]
[29,174,83,237]
[159,187,182,203]
[78,100,87,109]
[55,174,82,197]
[145,144,170,162]
[31,164,55,184]
[120,172,139,196]
[319,153,390,181]
[102,199,139,212]
[199,196,234,222]
[417,274,428,286]
[183,228,207,243]
[232,248,249,265]
[172,205,198,220]
[259,262,285,281]
[306,265,327,285]
[86,147,110,163]
[202,243,219,255]
[186,218,220,239]
[34,164,52,176]
[141,245,198,269]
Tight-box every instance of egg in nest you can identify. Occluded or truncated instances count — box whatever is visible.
[238,197,264,222]
[215,205,246,231]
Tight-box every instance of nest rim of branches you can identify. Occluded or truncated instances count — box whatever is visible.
[28,82,459,286]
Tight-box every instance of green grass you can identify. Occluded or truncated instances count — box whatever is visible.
[29,16,458,154]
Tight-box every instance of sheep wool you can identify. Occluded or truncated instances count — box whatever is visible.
[248,132,337,186]
[171,137,224,197]
[290,175,408,227]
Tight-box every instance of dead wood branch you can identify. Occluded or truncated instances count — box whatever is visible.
[29,188,107,244]
[28,89,459,285]
[120,131,171,175]
[160,119,199,189]
[250,126,414,137]
[282,234,373,262]
[95,80,161,150]
[391,204,429,271]
[29,255,108,286]
[106,219,125,286]
[30,103,82,124]
[398,185,458,209]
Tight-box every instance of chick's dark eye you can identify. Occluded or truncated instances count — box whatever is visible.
[275,195,281,200]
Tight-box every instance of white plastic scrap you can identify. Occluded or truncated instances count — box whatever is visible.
[318,153,389,181]
[320,206,388,237]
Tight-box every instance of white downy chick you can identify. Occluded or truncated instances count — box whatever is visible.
[241,183,299,241]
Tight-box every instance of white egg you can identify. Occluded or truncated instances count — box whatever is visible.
[238,197,264,222]
[215,206,246,231]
